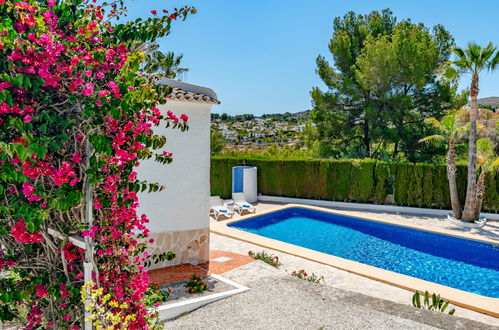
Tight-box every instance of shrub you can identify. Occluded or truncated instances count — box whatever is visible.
[421,164,434,208]
[185,274,207,294]
[210,157,499,211]
[373,161,390,204]
[248,250,281,268]
[143,284,171,306]
[349,159,375,202]
[0,1,195,327]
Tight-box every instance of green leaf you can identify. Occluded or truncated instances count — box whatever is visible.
[5,92,13,107]
[26,222,35,233]
[12,75,23,88]
[0,293,9,303]
[23,77,32,89]
[424,291,430,307]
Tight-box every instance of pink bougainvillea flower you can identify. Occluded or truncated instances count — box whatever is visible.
[33,284,48,297]
[27,195,42,202]
[98,89,110,98]
[0,81,12,91]
[81,82,94,96]
[23,115,33,123]
[128,171,137,182]
[69,177,80,186]
[81,229,95,239]
[180,114,188,122]
[72,152,81,163]
[10,220,43,244]
[22,182,34,196]
[93,198,103,210]
[151,10,157,15]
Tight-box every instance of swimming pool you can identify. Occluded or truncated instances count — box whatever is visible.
[228,207,499,298]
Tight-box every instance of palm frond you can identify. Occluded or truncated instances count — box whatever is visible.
[419,135,447,143]
[424,117,442,127]
[450,42,497,74]
[489,49,499,70]
[452,47,466,61]
[490,159,499,168]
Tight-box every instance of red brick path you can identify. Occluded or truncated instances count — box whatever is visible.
[149,250,254,286]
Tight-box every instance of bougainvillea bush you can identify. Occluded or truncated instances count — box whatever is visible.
[0,0,195,328]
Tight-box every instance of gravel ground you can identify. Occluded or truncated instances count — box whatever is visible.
[165,276,494,330]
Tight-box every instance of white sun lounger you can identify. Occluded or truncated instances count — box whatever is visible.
[232,193,256,215]
[210,196,233,220]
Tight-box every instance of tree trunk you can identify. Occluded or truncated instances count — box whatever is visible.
[363,120,370,157]
[447,139,462,219]
[461,74,479,222]
[392,141,399,160]
[474,171,486,220]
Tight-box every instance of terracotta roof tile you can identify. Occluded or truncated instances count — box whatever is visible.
[168,87,220,104]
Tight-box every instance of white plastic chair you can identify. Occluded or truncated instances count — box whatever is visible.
[210,196,233,220]
[232,193,256,215]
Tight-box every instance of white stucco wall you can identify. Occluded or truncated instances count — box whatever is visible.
[136,101,212,233]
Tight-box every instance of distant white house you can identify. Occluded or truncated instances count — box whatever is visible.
[136,79,220,269]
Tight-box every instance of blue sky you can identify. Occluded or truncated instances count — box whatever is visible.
[126,0,499,115]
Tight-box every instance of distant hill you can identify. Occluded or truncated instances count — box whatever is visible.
[478,97,499,108]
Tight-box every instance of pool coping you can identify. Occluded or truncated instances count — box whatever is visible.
[210,203,499,318]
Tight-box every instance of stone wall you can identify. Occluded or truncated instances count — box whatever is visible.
[146,228,210,269]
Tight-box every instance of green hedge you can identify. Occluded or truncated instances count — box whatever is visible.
[210,157,499,212]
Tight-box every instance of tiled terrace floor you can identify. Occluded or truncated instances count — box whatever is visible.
[149,250,254,286]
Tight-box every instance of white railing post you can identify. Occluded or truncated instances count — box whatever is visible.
[84,140,94,330]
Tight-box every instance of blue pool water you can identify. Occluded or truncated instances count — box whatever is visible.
[229,207,499,297]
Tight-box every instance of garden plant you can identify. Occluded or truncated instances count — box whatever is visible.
[412,291,456,315]
[185,274,207,294]
[248,250,281,268]
[290,269,325,283]
[0,0,195,328]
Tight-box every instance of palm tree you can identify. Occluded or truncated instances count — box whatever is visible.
[128,42,188,80]
[144,50,188,80]
[474,138,499,219]
[443,42,499,222]
[420,110,468,218]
